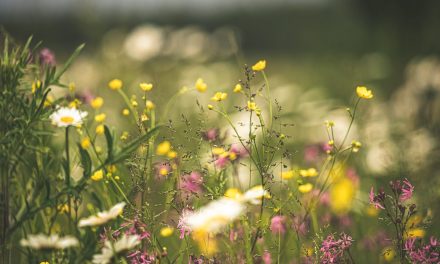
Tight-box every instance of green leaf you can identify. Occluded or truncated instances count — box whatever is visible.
[111,126,161,164]
[54,43,85,81]
[104,125,113,163]
[77,143,92,178]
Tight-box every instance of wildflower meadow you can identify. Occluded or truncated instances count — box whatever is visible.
[1,7,440,263]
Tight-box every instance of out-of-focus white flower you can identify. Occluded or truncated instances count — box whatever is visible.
[181,185,269,234]
[20,234,79,250]
[124,25,164,61]
[92,234,140,264]
[50,106,87,127]
[242,185,271,205]
[183,198,245,234]
[78,202,125,227]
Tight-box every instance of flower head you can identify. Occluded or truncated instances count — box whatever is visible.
[78,202,126,227]
[270,215,286,234]
[139,82,153,92]
[108,79,123,90]
[233,84,242,93]
[400,178,414,202]
[91,97,104,109]
[356,86,373,99]
[50,106,87,127]
[92,234,140,264]
[20,234,78,250]
[211,92,228,102]
[195,78,207,93]
[252,60,266,71]
[39,48,56,66]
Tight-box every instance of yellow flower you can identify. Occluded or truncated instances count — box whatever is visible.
[207,104,214,110]
[228,152,237,160]
[141,114,149,121]
[405,228,425,239]
[91,170,104,181]
[94,113,106,123]
[356,86,373,99]
[211,92,227,102]
[108,79,123,90]
[122,108,130,116]
[68,99,81,109]
[329,178,355,215]
[81,137,91,149]
[281,170,296,180]
[212,147,225,155]
[44,95,54,107]
[120,131,129,141]
[140,83,153,92]
[351,141,362,152]
[58,204,70,214]
[325,120,335,128]
[91,97,104,109]
[366,205,379,217]
[382,247,395,262]
[160,227,174,237]
[252,60,266,71]
[68,82,76,93]
[195,78,207,93]
[167,151,177,159]
[145,100,155,110]
[298,183,313,193]
[96,124,105,135]
[40,261,49,264]
[247,101,257,111]
[114,176,120,180]
[233,84,242,93]
[156,141,171,155]
[159,167,169,176]
[107,165,117,173]
[299,168,318,177]
[32,80,42,93]
[224,188,243,199]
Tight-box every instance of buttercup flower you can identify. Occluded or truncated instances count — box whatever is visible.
[108,79,123,90]
[233,84,242,93]
[140,82,153,92]
[356,86,373,99]
[160,227,174,237]
[195,78,207,93]
[20,234,78,250]
[299,168,318,177]
[247,101,257,111]
[156,141,171,155]
[91,97,104,109]
[50,106,88,127]
[298,183,313,193]
[281,170,296,180]
[211,92,228,102]
[95,113,106,123]
[91,170,104,181]
[78,202,126,227]
[252,60,266,71]
[81,137,91,149]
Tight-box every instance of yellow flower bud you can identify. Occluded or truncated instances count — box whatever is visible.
[298,183,313,193]
[160,227,174,237]
[145,100,155,110]
[207,104,214,110]
[68,82,76,92]
[122,108,130,116]
[247,101,257,111]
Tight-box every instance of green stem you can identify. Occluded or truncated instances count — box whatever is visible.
[262,71,273,130]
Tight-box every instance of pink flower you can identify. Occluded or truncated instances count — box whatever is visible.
[177,209,192,239]
[203,128,219,141]
[369,187,385,209]
[214,155,229,168]
[262,250,272,264]
[39,48,56,66]
[179,171,203,197]
[229,143,249,158]
[270,215,286,235]
[304,144,320,162]
[400,178,414,202]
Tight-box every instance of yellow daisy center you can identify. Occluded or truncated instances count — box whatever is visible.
[60,116,74,124]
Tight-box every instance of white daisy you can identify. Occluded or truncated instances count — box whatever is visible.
[183,198,245,234]
[92,234,140,264]
[20,234,79,250]
[50,106,88,127]
[242,185,271,205]
[78,202,126,227]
